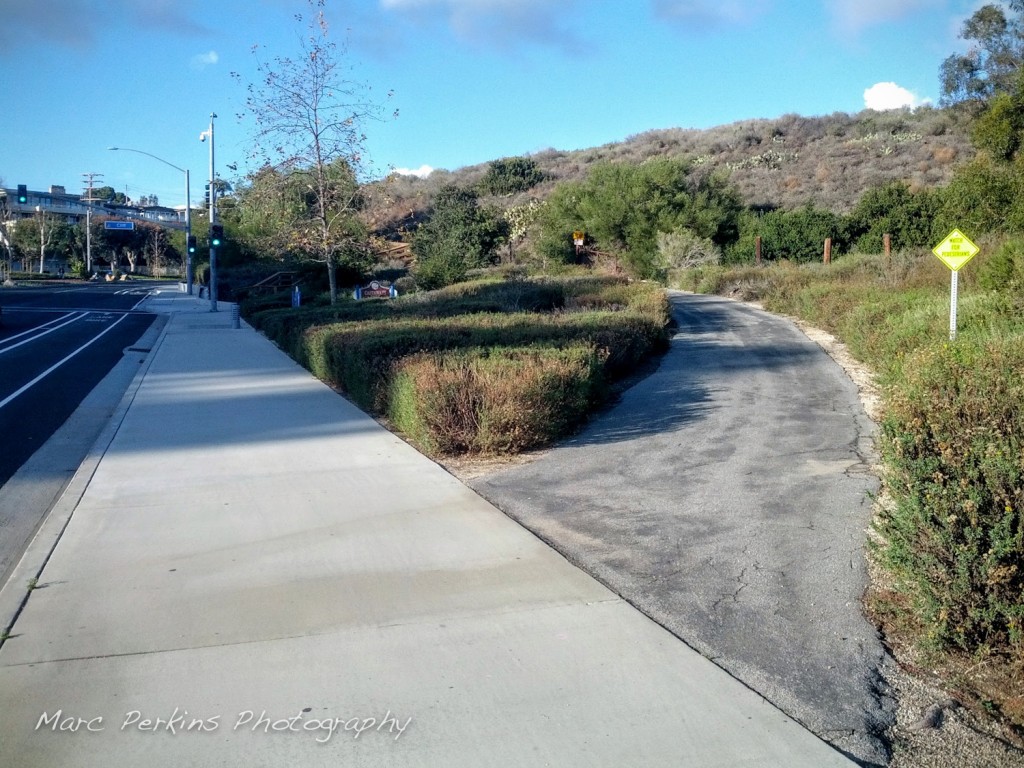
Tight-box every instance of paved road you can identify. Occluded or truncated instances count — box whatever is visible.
[472,291,895,766]
[0,282,158,587]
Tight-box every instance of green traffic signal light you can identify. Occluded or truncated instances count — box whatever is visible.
[210,224,223,247]
[17,184,27,204]
[187,235,197,254]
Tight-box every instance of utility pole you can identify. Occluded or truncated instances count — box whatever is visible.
[200,113,218,311]
[82,172,103,274]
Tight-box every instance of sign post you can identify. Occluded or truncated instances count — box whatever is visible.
[931,229,980,341]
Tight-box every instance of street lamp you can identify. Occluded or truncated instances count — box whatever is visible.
[107,146,193,294]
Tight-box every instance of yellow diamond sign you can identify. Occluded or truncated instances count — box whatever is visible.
[932,229,979,271]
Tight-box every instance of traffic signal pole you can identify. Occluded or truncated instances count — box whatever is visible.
[184,168,193,295]
[202,113,218,312]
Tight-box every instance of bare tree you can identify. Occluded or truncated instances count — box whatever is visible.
[0,187,15,280]
[33,210,60,274]
[145,226,167,276]
[236,0,395,303]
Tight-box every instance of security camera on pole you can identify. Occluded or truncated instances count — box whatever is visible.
[200,113,218,312]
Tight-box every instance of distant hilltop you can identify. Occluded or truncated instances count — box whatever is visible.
[371,107,972,234]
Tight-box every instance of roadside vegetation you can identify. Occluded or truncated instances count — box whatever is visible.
[247,275,670,455]
[676,241,1024,733]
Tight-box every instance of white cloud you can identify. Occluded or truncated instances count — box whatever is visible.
[393,165,435,178]
[653,0,770,29]
[379,0,584,52]
[828,0,943,34]
[863,82,931,110]
[190,50,219,69]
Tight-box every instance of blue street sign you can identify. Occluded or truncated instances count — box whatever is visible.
[104,220,135,230]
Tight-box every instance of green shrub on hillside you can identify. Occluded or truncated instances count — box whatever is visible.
[481,157,545,196]
[846,181,943,253]
[412,185,507,290]
[535,159,742,278]
[726,205,849,263]
[978,238,1024,292]
[878,339,1024,662]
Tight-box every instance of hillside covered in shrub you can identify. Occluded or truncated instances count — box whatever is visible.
[369,107,971,236]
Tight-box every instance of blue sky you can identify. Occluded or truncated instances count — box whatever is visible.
[0,0,980,208]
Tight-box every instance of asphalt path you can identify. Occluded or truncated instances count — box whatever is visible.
[471,291,895,767]
[0,282,158,587]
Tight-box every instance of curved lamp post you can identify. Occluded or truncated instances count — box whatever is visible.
[107,146,193,294]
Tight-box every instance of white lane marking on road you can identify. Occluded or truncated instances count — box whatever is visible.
[0,312,88,355]
[0,313,131,411]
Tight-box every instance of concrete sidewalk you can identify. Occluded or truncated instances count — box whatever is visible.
[0,290,857,767]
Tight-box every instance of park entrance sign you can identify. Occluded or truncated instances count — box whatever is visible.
[932,229,979,341]
[353,280,397,300]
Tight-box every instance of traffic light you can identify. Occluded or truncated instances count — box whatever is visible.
[210,224,223,247]
[187,235,197,255]
[204,183,211,208]
[17,185,27,204]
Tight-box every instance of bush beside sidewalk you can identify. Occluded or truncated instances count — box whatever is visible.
[245,274,672,457]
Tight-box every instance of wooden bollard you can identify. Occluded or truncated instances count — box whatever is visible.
[755,235,762,265]
[883,233,891,262]
[823,237,832,265]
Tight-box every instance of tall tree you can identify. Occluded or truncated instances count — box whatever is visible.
[236,0,394,303]
[412,184,506,289]
[91,186,128,205]
[941,2,1024,107]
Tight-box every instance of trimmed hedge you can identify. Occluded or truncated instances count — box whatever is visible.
[389,345,606,455]
[247,275,672,456]
[299,310,667,414]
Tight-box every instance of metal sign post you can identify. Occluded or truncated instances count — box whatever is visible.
[949,270,959,341]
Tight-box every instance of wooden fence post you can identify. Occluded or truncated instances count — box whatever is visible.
[883,233,891,263]
[755,236,762,266]
[823,237,832,265]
